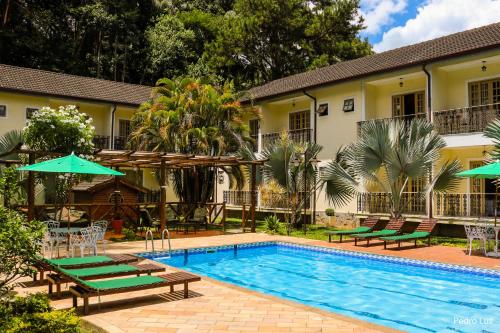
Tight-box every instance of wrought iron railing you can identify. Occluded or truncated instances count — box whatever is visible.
[113,136,127,150]
[357,192,426,215]
[93,135,110,150]
[433,103,500,135]
[223,190,257,206]
[138,190,161,203]
[434,193,499,217]
[357,113,427,135]
[261,128,313,150]
[223,190,310,209]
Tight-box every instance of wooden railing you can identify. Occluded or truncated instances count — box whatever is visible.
[357,113,427,135]
[433,103,500,135]
[261,128,313,150]
[357,192,426,215]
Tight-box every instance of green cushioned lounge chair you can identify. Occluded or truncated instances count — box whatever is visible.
[34,254,138,282]
[325,218,379,243]
[352,218,405,246]
[380,218,437,249]
[69,271,201,314]
[47,263,165,298]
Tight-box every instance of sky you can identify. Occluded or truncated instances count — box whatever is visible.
[359,0,500,52]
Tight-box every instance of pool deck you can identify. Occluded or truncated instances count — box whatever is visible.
[16,233,499,333]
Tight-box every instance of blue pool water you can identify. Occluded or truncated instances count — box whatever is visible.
[145,242,499,333]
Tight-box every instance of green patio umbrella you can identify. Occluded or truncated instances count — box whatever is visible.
[457,160,500,225]
[17,152,124,238]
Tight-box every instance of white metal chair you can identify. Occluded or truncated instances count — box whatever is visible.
[69,227,98,257]
[91,220,108,254]
[465,225,491,255]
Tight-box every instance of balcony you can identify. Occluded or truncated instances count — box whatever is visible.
[357,113,427,135]
[223,190,257,206]
[433,103,500,135]
[93,135,110,150]
[358,192,500,218]
[261,128,313,150]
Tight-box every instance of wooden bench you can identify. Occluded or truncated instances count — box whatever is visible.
[70,271,201,315]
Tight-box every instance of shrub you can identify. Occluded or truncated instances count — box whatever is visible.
[0,293,82,333]
[325,208,335,216]
[265,215,281,234]
[0,207,44,298]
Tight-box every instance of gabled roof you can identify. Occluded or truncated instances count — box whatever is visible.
[72,175,148,193]
[248,22,500,102]
[0,64,152,106]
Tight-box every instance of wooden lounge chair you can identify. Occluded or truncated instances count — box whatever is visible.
[325,218,380,243]
[34,254,138,282]
[47,263,165,298]
[352,218,405,246]
[380,218,437,249]
[69,271,201,314]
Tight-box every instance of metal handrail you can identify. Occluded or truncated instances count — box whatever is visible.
[145,229,154,252]
[161,228,171,257]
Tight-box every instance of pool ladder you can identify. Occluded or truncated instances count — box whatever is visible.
[145,229,171,258]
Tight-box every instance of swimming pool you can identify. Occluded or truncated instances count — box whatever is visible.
[141,242,500,333]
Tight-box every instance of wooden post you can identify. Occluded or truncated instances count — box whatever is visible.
[241,204,246,230]
[222,202,226,233]
[159,160,166,231]
[251,164,257,232]
[27,153,35,221]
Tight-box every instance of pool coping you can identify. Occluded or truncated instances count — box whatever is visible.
[138,240,500,278]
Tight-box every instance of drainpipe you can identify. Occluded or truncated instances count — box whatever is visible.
[303,90,317,225]
[110,104,117,149]
[423,64,433,218]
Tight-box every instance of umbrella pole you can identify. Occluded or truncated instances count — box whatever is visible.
[66,174,73,252]
[496,179,498,227]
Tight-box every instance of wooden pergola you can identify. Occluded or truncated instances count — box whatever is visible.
[1,148,265,232]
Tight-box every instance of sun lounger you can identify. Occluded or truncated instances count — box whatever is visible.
[352,218,405,246]
[380,218,437,249]
[325,218,380,243]
[34,254,138,281]
[69,271,201,314]
[47,263,165,298]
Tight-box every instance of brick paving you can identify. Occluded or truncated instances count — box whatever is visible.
[16,233,499,333]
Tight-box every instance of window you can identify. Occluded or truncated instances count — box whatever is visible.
[118,119,131,138]
[289,111,310,130]
[26,107,39,120]
[317,103,328,116]
[469,79,500,107]
[249,119,259,152]
[0,105,6,117]
[391,91,425,117]
[342,99,354,112]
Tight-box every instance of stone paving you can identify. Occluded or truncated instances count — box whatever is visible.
[16,233,499,333]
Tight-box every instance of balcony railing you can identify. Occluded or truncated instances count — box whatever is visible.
[138,190,161,203]
[357,192,426,215]
[223,190,310,209]
[357,113,427,135]
[113,136,127,150]
[261,128,313,150]
[433,103,500,135]
[358,192,500,218]
[93,135,110,150]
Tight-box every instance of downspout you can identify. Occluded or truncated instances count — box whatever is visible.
[303,90,317,225]
[423,64,433,218]
[110,104,117,149]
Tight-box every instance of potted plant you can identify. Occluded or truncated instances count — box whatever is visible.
[111,216,123,234]
[325,208,336,226]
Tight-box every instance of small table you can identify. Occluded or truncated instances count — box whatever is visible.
[50,227,84,254]
[486,226,500,258]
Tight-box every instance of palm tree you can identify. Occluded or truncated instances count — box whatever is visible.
[484,119,500,159]
[240,132,322,234]
[322,119,461,218]
[0,130,25,207]
[130,77,258,203]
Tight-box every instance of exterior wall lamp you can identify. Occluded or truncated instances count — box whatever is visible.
[482,61,487,72]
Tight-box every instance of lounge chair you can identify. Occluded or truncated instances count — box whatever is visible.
[380,218,437,249]
[69,271,201,314]
[34,254,138,282]
[325,218,380,243]
[47,263,165,298]
[352,218,405,246]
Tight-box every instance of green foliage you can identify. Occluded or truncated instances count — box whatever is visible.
[0,293,82,333]
[264,215,281,234]
[321,119,462,217]
[0,207,44,298]
[1,0,372,88]
[484,119,500,160]
[0,130,23,160]
[23,105,95,156]
[0,166,26,208]
[325,208,335,216]
[130,77,258,203]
